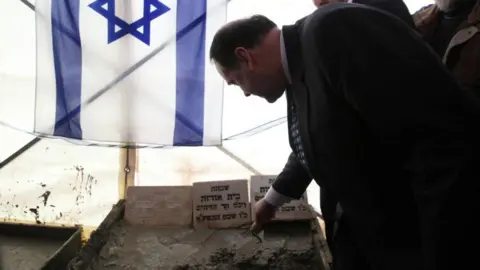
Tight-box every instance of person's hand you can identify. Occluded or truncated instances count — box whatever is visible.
[250,198,277,234]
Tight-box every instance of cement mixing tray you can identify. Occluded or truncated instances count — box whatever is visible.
[67,200,331,270]
[0,221,81,270]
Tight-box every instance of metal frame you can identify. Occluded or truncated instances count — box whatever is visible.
[19,0,34,11]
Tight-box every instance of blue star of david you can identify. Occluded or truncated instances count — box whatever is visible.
[89,0,170,45]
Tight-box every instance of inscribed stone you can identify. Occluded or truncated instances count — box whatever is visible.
[125,186,193,227]
[193,180,251,228]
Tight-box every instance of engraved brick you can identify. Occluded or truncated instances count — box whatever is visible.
[193,180,251,229]
[125,186,193,227]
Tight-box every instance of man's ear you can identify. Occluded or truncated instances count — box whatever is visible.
[234,47,254,70]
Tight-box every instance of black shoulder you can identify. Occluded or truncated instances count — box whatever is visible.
[302,4,366,33]
[301,3,406,38]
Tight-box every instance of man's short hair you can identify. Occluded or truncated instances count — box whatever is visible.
[209,15,277,69]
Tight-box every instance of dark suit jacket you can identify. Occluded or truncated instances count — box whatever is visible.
[273,3,480,270]
[355,0,414,28]
[316,0,416,252]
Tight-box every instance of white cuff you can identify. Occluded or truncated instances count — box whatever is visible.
[264,187,294,207]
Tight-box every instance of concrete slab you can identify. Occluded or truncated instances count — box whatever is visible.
[0,222,81,270]
[251,175,313,221]
[192,180,251,229]
[0,235,64,270]
[88,220,321,269]
[125,186,193,227]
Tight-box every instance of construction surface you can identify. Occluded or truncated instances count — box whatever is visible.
[88,220,321,270]
[0,235,65,270]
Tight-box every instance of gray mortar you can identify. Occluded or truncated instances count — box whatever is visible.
[0,235,64,270]
[88,221,319,270]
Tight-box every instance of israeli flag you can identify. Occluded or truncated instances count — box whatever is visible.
[34,0,226,146]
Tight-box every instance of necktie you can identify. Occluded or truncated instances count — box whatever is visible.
[290,104,309,171]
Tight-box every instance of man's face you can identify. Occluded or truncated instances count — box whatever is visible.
[214,48,285,103]
[313,0,346,7]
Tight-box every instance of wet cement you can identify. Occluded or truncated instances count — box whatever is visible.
[89,220,319,270]
[0,235,64,270]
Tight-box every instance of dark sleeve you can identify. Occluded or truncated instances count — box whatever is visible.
[272,152,312,199]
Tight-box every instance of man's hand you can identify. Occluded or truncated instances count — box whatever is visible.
[250,198,277,234]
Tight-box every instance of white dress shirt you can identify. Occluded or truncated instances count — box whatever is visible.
[263,31,297,207]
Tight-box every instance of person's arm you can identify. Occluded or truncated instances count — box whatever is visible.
[265,152,312,207]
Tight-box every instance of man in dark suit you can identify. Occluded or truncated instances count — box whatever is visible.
[209,4,480,270]
[311,0,416,256]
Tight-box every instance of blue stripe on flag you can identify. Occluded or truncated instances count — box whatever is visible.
[51,0,83,139]
[174,0,207,146]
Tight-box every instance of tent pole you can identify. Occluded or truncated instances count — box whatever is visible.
[118,5,138,200]
[118,148,138,199]
[19,0,34,11]
[216,146,262,175]
[0,138,41,169]
[0,1,39,170]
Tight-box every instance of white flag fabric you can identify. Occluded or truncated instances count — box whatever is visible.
[34,0,226,146]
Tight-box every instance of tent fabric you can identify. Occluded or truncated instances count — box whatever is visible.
[34,0,226,146]
[0,0,432,227]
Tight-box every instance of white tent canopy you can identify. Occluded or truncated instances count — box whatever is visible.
[0,0,433,227]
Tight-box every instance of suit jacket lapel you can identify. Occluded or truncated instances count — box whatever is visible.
[282,25,303,82]
[282,24,316,175]
[292,78,316,176]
